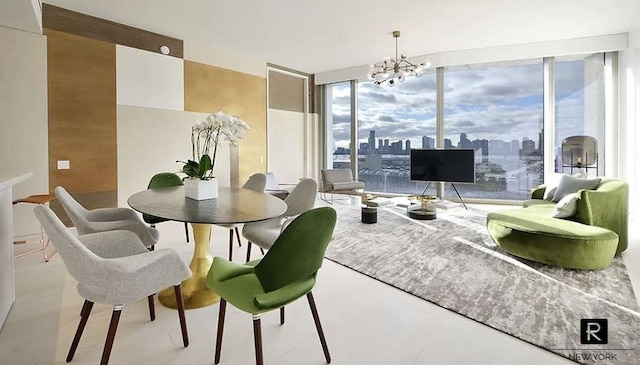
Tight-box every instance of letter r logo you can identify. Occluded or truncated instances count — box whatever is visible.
[580,319,608,344]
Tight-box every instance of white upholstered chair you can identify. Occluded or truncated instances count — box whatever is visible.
[320,169,365,203]
[264,172,290,199]
[221,173,267,261]
[34,205,191,365]
[242,178,318,261]
[54,186,159,248]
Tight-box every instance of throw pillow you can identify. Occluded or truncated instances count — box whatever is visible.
[552,193,579,218]
[552,174,601,202]
[542,173,564,200]
[542,173,588,201]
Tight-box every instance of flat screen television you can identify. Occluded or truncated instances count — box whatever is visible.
[410,149,475,183]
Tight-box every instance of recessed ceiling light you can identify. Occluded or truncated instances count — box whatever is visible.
[160,45,170,55]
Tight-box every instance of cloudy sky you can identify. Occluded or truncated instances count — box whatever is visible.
[329,56,605,152]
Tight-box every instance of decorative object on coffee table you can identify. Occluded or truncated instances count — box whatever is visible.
[406,195,441,220]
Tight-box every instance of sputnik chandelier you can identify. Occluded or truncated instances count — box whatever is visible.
[368,31,431,87]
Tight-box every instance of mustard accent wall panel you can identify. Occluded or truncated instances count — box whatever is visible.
[184,61,266,186]
[46,28,117,221]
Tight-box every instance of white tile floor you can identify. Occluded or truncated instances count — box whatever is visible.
[1,204,638,365]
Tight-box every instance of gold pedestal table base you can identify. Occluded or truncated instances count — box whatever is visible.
[158,223,220,309]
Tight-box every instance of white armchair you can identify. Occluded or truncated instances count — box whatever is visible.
[34,205,191,365]
[54,186,159,248]
[320,169,365,203]
[242,178,318,261]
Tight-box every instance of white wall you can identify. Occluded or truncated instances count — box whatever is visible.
[0,26,48,237]
[116,45,184,111]
[618,16,640,217]
[267,109,306,184]
[116,106,231,207]
[184,40,266,77]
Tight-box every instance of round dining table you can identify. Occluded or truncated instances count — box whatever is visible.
[128,186,287,309]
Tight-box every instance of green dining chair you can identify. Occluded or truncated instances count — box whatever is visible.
[206,207,337,365]
[143,173,190,246]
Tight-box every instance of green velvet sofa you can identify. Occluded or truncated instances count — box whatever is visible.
[486,178,628,269]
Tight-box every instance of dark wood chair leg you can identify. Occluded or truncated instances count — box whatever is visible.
[259,247,265,255]
[214,299,227,364]
[234,226,242,247]
[307,292,331,363]
[148,294,156,321]
[100,305,123,365]
[228,229,234,261]
[253,315,264,365]
[184,222,190,243]
[280,307,285,325]
[246,242,252,263]
[174,285,189,347]
[149,224,156,250]
[67,300,94,362]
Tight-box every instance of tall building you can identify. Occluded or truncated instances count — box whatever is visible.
[368,130,376,152]
[405,139,411,152]
[422,136,434,149]
[378,138,383,150]
[511,139,520,155]
[459,133,471,148]
[444,138,453,149]
[522,139,536,155]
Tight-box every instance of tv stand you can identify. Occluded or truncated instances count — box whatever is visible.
[420,182,468,210]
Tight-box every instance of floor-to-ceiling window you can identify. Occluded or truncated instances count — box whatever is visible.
[443,61,544,200]
[554,54,605,177]
[356,74,437,195]
[325,82,352,169]
[323,53,612,202]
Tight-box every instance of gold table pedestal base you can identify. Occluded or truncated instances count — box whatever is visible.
[158,223,220,309]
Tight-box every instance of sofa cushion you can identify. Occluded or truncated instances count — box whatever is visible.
[488,206,615,239]
[552,175,601,202]
[552,193,578,218]
[487,207,619,269]
[331,181,365,191]
[522,199,555,208]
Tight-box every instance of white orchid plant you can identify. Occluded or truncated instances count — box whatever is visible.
[178,111,250,180]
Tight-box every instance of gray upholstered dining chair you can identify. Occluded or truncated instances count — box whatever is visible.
[242,178,318,261]
[320,168,365,203]
[221,173,267,261]
[55,186,159,248]
[34,205,191,365]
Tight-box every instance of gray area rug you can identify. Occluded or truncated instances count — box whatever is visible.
[324,203,640,364]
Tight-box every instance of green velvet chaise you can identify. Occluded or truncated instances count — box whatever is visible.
[486,178,628,269]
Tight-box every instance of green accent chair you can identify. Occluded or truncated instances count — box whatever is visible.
[487,178,628,269]
[143,173,190,246]
[206,207,337,365]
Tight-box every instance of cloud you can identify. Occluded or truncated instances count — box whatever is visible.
[358,91,397,103]
[378,115,395,122]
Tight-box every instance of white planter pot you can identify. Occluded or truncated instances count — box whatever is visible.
[184,178,218,200]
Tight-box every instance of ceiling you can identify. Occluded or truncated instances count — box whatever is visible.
[45,0,640,74]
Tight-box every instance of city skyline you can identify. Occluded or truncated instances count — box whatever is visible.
[334,129,541,157]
